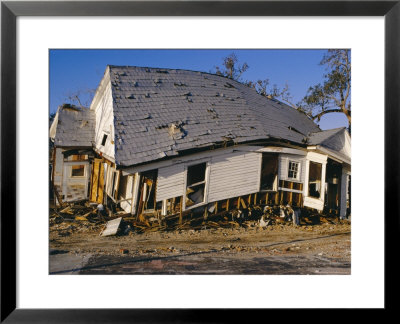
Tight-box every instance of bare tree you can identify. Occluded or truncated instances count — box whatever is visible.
[214,53,298,109]
[215,50,351,132]
[64,88,96,108]
[214,53,249,81]
[298,49,351,132]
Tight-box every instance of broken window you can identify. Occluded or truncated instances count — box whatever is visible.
[105,168,120,201]
[308,161,322,198]
[185,162,207,208]
[101,134,108,146]
[118,174,134,201]
[260,154,278,191]
[137,170,158,212]
[71,165,85,177]
[288,160,300,180]
[325,159,342,210]
[110,170,119,200]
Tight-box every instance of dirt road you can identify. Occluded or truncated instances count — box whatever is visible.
[49,221,351,275]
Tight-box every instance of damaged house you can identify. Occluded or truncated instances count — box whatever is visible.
[50,104,95,202]
[50,65,351,222]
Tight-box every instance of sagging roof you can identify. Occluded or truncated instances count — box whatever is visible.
[50,104,95,147]
[107,65,321,166]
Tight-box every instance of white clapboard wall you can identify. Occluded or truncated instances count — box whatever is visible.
[92,76,115,160]
[53,148,64,189]
[156,163,185,202]
[207,151,262,203]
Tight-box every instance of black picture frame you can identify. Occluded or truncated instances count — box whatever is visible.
[1,0,398,322]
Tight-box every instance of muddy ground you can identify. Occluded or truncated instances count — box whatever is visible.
[49,219,351,275]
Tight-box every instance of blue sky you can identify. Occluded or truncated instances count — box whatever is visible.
[49,49,349,130]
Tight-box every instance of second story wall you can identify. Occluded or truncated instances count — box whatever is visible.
[90,67,115,161]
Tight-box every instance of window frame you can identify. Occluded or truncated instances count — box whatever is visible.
[260,153,279,192]
[308,161,323,199]
[183,160,209,211]
[287,160,301,181]
[70,164,86,178]
[105,167,120,202]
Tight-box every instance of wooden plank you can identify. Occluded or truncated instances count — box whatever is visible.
[90,160,99,202]
[204,206,208,220]
[179,198,183,224]
[226,199,230,211]
[277,187,303,194]
[98,162,104,204]
[171,197,175,213]
[289,182,293,205]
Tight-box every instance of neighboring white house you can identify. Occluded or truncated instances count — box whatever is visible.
[51,65,351,219]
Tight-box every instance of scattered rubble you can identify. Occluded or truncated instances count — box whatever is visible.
[50,200,349,239]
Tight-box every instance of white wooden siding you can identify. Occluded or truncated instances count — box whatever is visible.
[323,128,351,161]
[278,154,306,183]
[304,196,324,211]
[156,164,185,201]
[62,161,90,202]
[53,148,64,189]
[92,75,115,160]
[207,151,262,203]
[340,166,351,218]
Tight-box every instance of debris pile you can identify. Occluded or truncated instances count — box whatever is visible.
[50,200,345,238]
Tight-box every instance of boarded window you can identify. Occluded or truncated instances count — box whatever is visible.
[68,154,88,161]
[288,161,300,180]
[308,161,322,198]
[186,163,207,208]
[260,154,278,191]
[71,165,85,177]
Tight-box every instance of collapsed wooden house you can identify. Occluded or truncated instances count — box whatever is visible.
[50,65,351,222]
[50,104,95,202]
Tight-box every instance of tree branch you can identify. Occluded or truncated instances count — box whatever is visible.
[312,109,343,121]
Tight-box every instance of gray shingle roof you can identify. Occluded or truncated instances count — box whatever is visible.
[308,127,346,145]
[53,105,95,147]
[108,65,321,166]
